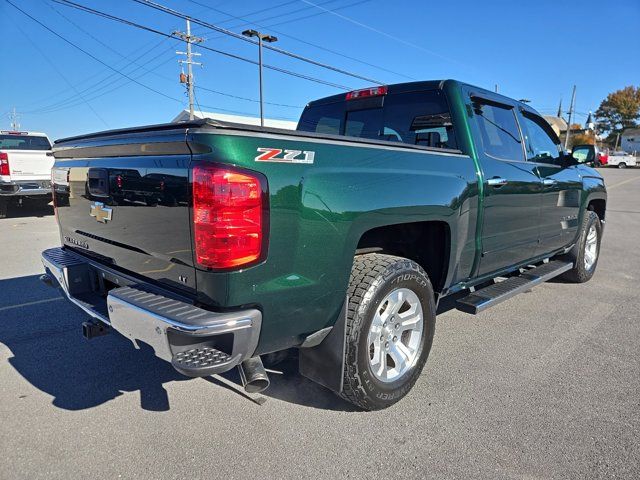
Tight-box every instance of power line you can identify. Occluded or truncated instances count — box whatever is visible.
[300,0,464,66]
[53,0,353,90]
[8,2,299,121]
[25,49,176,115]
[7,6,109,126]
[43,0,303,111]
[23,3,174,114]
[6,0,185,105]
[195,85,302,108]
[185,0,416,81]
[131,0,384,85]
[194,0,301,27]
[191,0,346,36]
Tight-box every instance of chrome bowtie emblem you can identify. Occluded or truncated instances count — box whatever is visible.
[90,202,112,223]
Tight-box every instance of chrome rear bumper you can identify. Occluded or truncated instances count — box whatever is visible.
[0,180,52,196]
[41,247,261,375]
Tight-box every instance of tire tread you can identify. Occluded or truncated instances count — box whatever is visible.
[339,253,434,410]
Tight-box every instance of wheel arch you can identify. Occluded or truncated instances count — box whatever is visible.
[353,220,452,294]
[587,198,606,223]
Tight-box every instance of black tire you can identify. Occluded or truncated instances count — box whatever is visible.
[559,210,602,283]
[340,254,436,410]
[0,198,8,219]
[618,162,627,169]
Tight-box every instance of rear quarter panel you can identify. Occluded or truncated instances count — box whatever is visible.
[189,130,479,353]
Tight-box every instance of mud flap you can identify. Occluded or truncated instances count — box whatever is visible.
[298,296,348,393]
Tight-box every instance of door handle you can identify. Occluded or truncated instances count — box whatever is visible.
[542,179,557,186]
[487,177,508,187]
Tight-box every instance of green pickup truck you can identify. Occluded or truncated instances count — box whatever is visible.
[41,80,606,410]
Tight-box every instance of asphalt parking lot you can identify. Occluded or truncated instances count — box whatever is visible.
[1,168,639,479]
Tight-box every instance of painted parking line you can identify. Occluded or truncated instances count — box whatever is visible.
[0,297,63,313]
[607,175,640,190]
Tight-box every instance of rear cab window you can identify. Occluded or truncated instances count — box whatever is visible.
[297,89,458,150]
[471,98,524,162]
[0,134,52,151]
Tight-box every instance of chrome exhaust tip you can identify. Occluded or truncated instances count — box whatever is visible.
[238,356,270,393]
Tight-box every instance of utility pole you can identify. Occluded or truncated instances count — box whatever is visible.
[242,29,278,127]
[8,107,20,130]
[174,19,203,121]
[564,85,577,150]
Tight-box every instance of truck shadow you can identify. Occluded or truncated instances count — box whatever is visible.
[1,199,54,218]
[209,356,359,412]
[0,275,188,412]
[0,275,355,412]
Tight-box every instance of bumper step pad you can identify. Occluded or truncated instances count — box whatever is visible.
[171,347,235,377]
[456,260,573,314]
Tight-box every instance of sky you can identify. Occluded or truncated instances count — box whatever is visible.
[1,0,638,140]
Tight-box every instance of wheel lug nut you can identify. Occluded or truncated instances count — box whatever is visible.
[393,336,398,342]
[385,342,389,349]
[395,324,399,329]
[380,335,384,340]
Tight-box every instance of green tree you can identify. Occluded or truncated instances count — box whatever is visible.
[595,86,640,139]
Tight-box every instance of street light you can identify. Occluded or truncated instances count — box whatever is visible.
[242,29,278,127]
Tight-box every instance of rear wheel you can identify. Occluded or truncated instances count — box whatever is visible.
[340,254,436,410]
[618,162,627,169]
[559,210,602,283]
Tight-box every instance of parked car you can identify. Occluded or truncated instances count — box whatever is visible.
[572,144,608,167]
[0,130,54,218]
[41,80,606,410]
[606,151,637,168]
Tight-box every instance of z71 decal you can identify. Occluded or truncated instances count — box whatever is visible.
[255,147,315,164]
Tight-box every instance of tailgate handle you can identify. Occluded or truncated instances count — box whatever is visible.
[87,168,110,197]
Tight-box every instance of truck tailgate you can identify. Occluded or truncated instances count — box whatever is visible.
[6,150,54,180]
[52,126,197,294]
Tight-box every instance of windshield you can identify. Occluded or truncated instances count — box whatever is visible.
[0,135,51,151]
[297,89,457,150]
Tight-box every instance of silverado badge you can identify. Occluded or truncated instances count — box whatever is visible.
[90,202,113,223]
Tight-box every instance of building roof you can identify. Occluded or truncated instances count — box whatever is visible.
[622,128,640,137]
[543,116,568,135]
[172,110,298,130]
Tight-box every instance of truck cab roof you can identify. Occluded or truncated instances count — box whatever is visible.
[306,79,536,112]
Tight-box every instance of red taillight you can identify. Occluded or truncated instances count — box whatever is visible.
[192,164,266,269]
[346,85,388,100]
[0,152,9,176]
[116,174,123,188]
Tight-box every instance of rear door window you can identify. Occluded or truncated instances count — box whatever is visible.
[472,100,524,161]
[298,90,458,150]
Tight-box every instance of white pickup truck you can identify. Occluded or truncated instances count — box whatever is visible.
[0,130,54,218]
[606,151,637,169]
